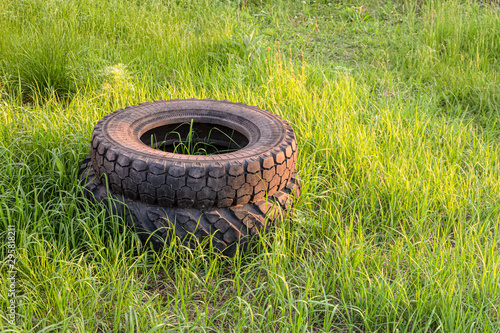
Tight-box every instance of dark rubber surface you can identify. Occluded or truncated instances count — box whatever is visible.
[79,157,300,257]
[90,99,297,209]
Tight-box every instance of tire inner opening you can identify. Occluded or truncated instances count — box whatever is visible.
[140,121,249,155]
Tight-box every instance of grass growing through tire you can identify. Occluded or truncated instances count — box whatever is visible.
[150,119,242,155]
[1,0,500,332]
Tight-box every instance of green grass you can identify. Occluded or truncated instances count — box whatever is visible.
[150,119,242,155]
[1,0,500,331]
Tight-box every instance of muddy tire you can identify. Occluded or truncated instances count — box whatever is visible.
[90,99,297,209]
[79,157,300,257]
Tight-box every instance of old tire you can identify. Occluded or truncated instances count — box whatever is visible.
[90,99,297,209]
[79,157,300,257]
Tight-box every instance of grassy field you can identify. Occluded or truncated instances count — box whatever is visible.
[1,0,500,331]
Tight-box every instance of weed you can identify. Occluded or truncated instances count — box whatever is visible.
[101,63,135,109]
[150,119,242,155]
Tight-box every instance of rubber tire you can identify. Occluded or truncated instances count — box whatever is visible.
[79,157,300,257]
[90,99,297,209]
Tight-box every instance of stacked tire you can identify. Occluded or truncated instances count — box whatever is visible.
[78,99,299,256]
